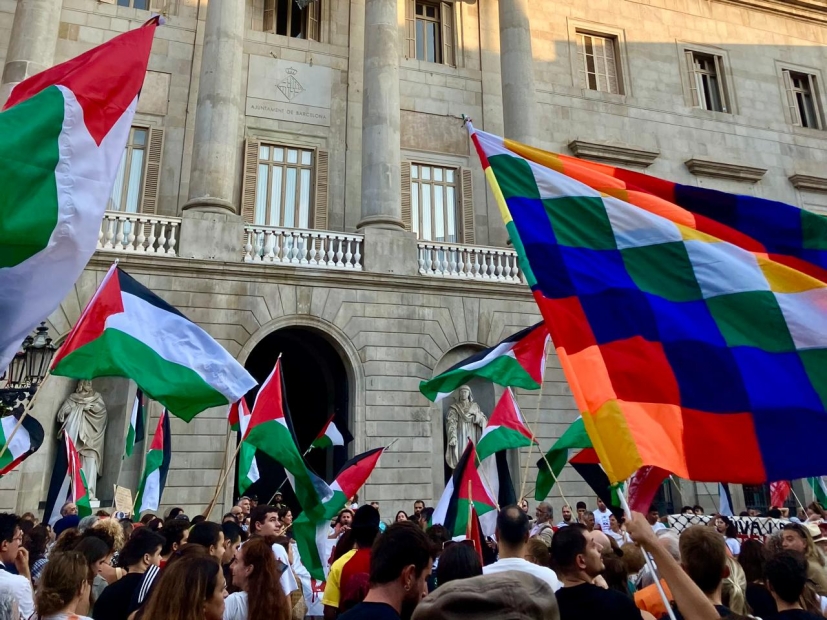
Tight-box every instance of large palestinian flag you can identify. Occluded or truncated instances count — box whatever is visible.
[65,434,92,517]
[244,358,331,516]
[0,412,45,476]
[419,323,549,402]
[294,447,385,580]
[0,18,159,372]
[133,410,171,517]
[51,265,257,422]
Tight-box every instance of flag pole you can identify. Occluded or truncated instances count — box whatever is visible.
[209,418,234,507]
[204,437,244,519]
[519,341,550,502]
[473,449,500,511]
[617,486,677,620]
[789,484,806,515]
[467,479,473,538]
[0,368,53,464]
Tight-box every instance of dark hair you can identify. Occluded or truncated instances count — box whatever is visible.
[0,514,19,544]
[648,504,659,514]
[436,543,482,586]
[693,505,703,512]
[738,539,768,584]
[679,526,728,594]
[395,511,408,521]
[250,505,278,534]
[167,507,184,520]
[36,551,88,616]
[496,505,529,546]
[222,521,243,545]
[189,522,222,550]
[118,527,164,568]
[337,508,355,525]
[550,523,588,571]
[139,514,156,525]
[766,551,809,604]
[161,520,190,556]
[370,521,433,585]
[414,500,425,507]
[426,524,451,558]
[81,527,115,553]
[277,507,291,520]
[73,536,110,582]
[25,524,50,564]
[576,501,587,511]
[119,519,134,540]
[719,515,738,539]
[191,515,206,526]
[332,529,356,564]
[146,518,163,531]
[681,506,694,513]
[602,552,630,597]
[140,555,222,620]
[768,508,782,519]
[240,538,291,620]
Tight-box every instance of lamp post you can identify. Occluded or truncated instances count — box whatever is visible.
[0,323,57,416]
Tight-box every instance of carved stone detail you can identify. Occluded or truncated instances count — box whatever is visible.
[684,158,767,183]
[568,140,660,168]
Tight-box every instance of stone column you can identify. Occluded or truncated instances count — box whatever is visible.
[0,0,62,107]
[498,0,537,144]
[178,0,246,261]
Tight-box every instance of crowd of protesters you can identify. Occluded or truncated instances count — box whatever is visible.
[0,495,825,619]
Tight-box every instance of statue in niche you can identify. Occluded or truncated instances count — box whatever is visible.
[57,380,107,501]
[445,385,488,470]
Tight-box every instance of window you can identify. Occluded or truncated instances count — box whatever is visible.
[254,145,314,229]
[411,164,458,242]
[405,0,454,66]
[252,0,321,41]
[576,33,620,94]
[109,127,148,214]
[784,70,822,129]
[116,0,165,9]
[685,51,729,113]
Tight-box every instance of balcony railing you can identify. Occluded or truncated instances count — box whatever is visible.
[243,225,363,270]
[418,242,524,283]
[98,211,181,255]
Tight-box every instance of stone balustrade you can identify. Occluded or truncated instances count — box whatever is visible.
[98,211,180,255]
[243,225,364,270]
[417,242,524,283]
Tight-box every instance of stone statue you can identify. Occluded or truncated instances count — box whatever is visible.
[57,380,107,500]
[445,385,487,470]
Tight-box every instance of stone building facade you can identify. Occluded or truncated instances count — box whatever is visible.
[1,0,826,519]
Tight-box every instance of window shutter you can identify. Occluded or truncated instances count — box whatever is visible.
[405,0,416,59]
[149,0,166,12]
[712,55,728,112]
[264,0,276,33]
[782,70,799,126]
[441,2,454,66]
[460,167,474,244]
[401,161,413,232]
[313,148,329,230]
[241,138,261,224]
[807,73,821,129]
[685,51,700,107]
[307,0,320,42]
[140,128,164,216]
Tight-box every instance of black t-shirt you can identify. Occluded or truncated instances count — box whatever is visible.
[668,604,731,620]
[556,583,643,620]
[92,572,145,620]
[777,610,825,620]
[338,602,401,620]
[746,582,778,620]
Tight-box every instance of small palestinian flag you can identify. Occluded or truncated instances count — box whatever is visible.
[294,447,385,580]
[419,323,549,402]
[65,434,92,518]
[309,416,344,450]
[236,398,260,497]
[0,18,159,372]
[432,440,497,539]
[245,358,331,516]
[124,389,146,459]
[227,400,243,432]
[133,410,171,518]
[535,417,590,501]
[809,477,827,507]
[51,265,257,422]
[0,412,45,476]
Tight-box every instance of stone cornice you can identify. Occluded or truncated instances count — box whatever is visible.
[789,173,827,193]
[715,0,827,26]
[568,140,659,168]
[684,157,767,183]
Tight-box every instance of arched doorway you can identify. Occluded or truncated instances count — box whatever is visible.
[239,327,349,511]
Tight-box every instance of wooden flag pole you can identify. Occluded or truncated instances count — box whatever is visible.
[204,438,244,519]
[467,479,473,538]
[0,369,53,464]
[209,421,234,506]
[518,342,550,503]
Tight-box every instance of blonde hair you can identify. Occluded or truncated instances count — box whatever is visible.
[36,552,87,617]
[722,557,747,615]
[92,518,125,552]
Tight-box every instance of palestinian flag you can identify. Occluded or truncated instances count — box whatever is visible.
[535,417,591,501]
[236,398,259,496]
[419,322,549,402]
[294,447,385,580]
[467,503,484,564]
[809,477,827,507]
[432,440,497,539]
[124,389,146,459]
[0,412,45,476]
[228,400,242,432]
[309,416,344,450]
[569,448,622,519]
[245,358,331,516]
[51,265,257,422]
[65,434,92,517]
[133,410,171,518]
[0,18,159,372]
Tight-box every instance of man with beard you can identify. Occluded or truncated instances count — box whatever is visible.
[557,504,574,528]
[339,521,433,620]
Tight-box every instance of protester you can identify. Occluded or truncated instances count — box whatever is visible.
[277,508,293,537]
[119,520,133,541]
[805,503,825,523]
[575,502,587,521]
[780,522,827,594]
[77,528,119,595]
[92,527,164,620]
[738,538,777,619]
[138,554,225,620]
[73,536,111,607]
[329,509,354,540]
[672,525,732,618]
[413,501,425,520]
[339,521,433,620]
[189,522,227,562]
[716,515,741,557]
[608,514,632,545]
[220,522,244,593]
[722,557,748,615]
[519,498,530,514]
[25,524,50,584]
[593,498,612,533]
[0,514,33,619]
[248,505,297,596]
[694,506,705,516]
[526,537,551,568]
[557,505,574,528]
[424,526,450,592]
[483,505,562,591]
[529,502,554,546]
[159,519,190,568]
[224,537,290,620]
[434,543,482,587]
[35,551,92,620]
[765,551,824,620]
[646,505,666,532]
[91,519,125,556]
[620,543,645,592]
[395,512,408,523]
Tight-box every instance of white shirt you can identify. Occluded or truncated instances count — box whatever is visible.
[593,508,612,533]
[272,543,299,595]
[483,557,562,592]
[0,563,33,619]
[607,530,632,545]
[652,522,667,533]
[725,537,741,556]
[223,591,248,620]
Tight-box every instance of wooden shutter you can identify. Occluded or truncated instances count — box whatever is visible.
[441,2,454,66]
[313,149,329,230]
[241,138,261,224]
[140,128,164,216]
[713,55,727,112]
[264,0,276,33]
[460,167,474,244]
[149,0,166,11]
[684,51,700,108]
[307,0,321,42]
[807,74,822,129]
[400,161,413,232]
[783,70,799,125]
[405,0,416,59]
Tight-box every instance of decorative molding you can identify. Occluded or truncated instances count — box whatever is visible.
[568,140,660,168]
[684,157,767,183]
[789,173,827,193]
[717,0,827,26]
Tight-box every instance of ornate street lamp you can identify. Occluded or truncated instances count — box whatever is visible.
[0,323,57,416]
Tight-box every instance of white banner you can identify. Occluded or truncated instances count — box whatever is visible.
[667,514,787,540]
